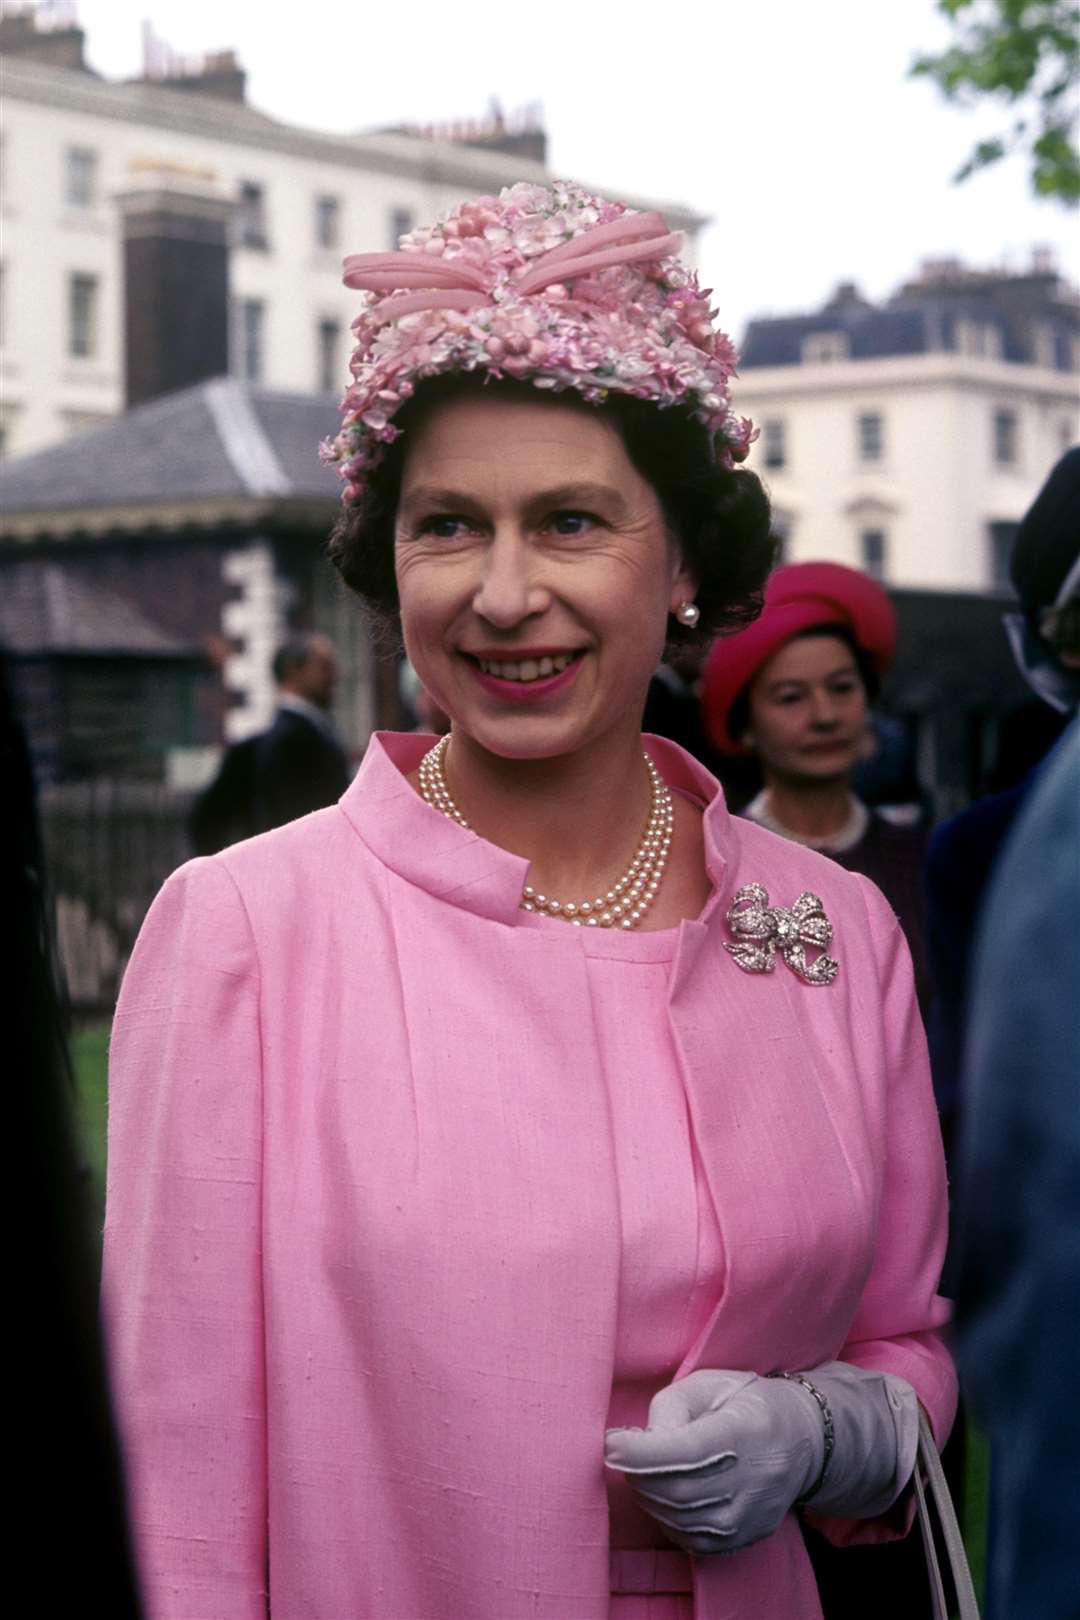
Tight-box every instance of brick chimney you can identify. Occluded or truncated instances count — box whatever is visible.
[154,49,247,104]
[117,163,232,408]
[0,6,88,72]
[139,25,247,103]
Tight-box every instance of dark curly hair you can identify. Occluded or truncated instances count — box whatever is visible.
[327,374,775,648]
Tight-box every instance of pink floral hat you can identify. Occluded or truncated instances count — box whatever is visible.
[320,180,756,505]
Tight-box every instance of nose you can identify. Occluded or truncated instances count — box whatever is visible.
[807,688,842,729]
[471,530,547,629]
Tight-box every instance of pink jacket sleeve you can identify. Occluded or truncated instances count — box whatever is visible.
[808,874,957,1548]
[102,858,267,1619]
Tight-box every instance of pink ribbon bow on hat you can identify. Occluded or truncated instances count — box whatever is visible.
[342,212,684,322]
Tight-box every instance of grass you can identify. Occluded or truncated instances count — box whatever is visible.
[71,1019,990,1596]
[71,1022,110,1243]
[964,1422,990,1605]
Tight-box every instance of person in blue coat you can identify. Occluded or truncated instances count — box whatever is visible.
[953,718,1080,1620]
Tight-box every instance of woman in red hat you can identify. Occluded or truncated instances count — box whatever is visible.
[701,561,928,1010]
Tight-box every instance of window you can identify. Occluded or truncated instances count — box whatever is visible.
[762,418,786,469]
[317,317,340,392]
[237,181,269,249]
[987,521,1019,592]
[236,298,266,382]
[388,207,414,248]
[1033,324,1057,369]
[315,194,340,250]
[770,510,793,564]
[65,146,97,208]
[68,272,99,358]
[860,529,888,582]
[857,411,884,462]
[958,319,1003,360]
[801,330,849,364]
[993,407,1018,466]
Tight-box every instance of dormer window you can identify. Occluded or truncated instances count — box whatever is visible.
[801,331,849,364]
[957,319,1002,360]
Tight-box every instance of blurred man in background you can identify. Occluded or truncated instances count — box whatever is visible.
[925,447,1080,1147]
[189,632,352,855]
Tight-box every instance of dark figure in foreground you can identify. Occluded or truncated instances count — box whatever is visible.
[189,632,352,854]
[954,718,1080,1620]
[3,655,142,1616]
[925,446,1080,1143]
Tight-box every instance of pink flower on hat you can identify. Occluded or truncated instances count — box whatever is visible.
[319,181,755,502]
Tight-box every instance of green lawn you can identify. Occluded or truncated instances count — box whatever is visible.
[71,1019,988,1598]
[71,1022,110,1241]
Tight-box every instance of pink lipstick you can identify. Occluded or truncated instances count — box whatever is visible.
[464,651,586,704]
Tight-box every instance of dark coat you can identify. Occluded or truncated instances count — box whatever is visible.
[189,707,351,855]
[924,782,1031,1119]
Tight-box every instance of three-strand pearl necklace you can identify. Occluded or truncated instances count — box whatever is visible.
[417,734,675,930]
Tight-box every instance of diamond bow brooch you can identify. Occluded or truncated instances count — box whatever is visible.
[724,883,839,986]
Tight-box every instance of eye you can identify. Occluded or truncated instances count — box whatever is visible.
[417,513,474,540]
[547,510,598,537]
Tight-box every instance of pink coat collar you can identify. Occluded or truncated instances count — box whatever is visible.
[339,730,733,925]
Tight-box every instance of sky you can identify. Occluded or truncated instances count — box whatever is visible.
[67,0,1079,343]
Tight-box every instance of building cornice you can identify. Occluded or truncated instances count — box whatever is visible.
[734,351,1079,404]
[0,494,336,544]
[1,55,706,232]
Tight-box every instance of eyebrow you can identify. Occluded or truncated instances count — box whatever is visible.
[398,482,631,518]
[765,663,859,694]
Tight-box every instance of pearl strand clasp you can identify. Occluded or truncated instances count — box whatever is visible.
[417,734,674,930]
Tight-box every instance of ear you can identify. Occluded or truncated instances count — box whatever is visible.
[667,551,699,617]
[740,727,756,751]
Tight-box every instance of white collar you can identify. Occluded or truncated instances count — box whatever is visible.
[743,789,870,854]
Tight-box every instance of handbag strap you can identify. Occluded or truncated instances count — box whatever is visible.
[914,1408,981,1620]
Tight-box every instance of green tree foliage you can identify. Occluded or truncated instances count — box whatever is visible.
[911,0,1079,202]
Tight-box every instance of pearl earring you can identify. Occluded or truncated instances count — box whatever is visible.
[675,601,700,628]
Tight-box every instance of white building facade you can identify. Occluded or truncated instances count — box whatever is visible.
[733,273,1079,594]
[0,45,703,459]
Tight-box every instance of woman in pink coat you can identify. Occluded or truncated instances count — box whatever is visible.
[103,184,955,1620]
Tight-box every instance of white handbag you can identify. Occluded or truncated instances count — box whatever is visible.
[913,1408,981,1620]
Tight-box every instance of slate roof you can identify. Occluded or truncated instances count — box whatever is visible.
[741,307,931,367]
[0,559,197,655]
[741,280,1079,370]
[0,378,341,523]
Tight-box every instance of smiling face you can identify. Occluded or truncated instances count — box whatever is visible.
[743,631,870,787]
[393,391,696,762]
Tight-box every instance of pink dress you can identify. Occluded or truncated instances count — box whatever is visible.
[521,905,722,1620]
[103,732,955,1620]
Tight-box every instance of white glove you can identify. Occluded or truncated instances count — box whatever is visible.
[604,1362,919,1556]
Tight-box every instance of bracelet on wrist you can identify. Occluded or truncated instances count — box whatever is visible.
[766,1370,835,1504]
